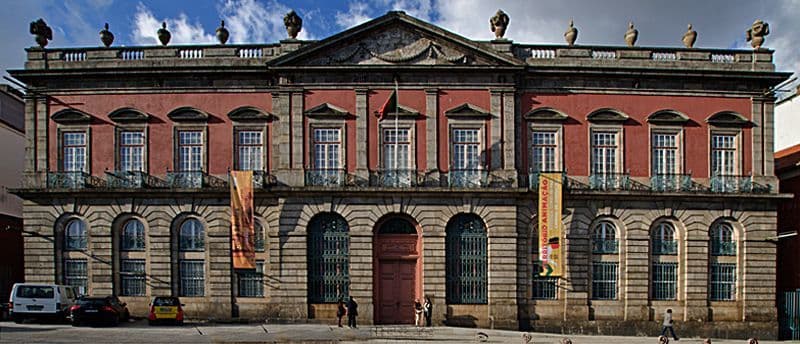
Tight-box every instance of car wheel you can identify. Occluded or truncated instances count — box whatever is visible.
[124,310,130,322]
[176,320,184,326]
[147,319,154,326]
[71,320,81,327]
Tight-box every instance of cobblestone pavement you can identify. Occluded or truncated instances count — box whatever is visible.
[0,320,783,343]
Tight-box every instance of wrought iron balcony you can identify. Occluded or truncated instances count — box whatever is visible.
[251,170,277,188]
[528,171,566,190]
[589,173,630,190]
[377,169,418,187]
[305,168,346,187]
[166,171,203,188]
[47,171,105,189]
[447,169,488,188]
[650,174,693,192]
[592,239,619,254]
[652,240,678,255]
[710,174,771,193]
[711,241,736,256]
[106,170,165,188]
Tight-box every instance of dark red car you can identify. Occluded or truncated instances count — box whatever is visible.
[69,296,130,326]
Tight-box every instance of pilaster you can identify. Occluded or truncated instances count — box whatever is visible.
[424,88,439,186]
[355,88,369,183]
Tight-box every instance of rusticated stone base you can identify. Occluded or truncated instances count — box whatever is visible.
[529,320,778,340]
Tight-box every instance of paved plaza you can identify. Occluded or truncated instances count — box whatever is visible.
[0,321,782,343]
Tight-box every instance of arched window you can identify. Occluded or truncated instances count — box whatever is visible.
[64,219,87,250]
[592,221,618,253]
[254,221,265,252]
[179,218,205,251]
[307,213,349,303]
[378,217,416,234]
[711,222,735,256]
[121,219,145,251]
[445,213,487,304]
[651,222,676,255]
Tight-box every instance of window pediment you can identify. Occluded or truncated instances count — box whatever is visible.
[647,110,689,125]
[227,106,274,122]
[305,103,353,119]
[377,104,423,119]
[52,109,92,124]
[587,108,629,123]
[524,107,568,122]
[109,107,150,123]
[167,107,209,122]
[444,103,491,119]
[706,111,749,126]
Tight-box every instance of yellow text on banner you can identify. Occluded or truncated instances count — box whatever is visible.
[538,173,563,277]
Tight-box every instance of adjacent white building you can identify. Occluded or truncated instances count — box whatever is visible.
[776,88,800,151]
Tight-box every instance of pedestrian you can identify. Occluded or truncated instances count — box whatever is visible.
[660,308,679,341]
[423,296,432,327]
[336,298,346,327]
[347,296,358,328]
[414,298,423,327]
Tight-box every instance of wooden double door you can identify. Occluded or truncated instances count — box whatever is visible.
[377,259,416,324]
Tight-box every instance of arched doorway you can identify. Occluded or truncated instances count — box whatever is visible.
[374,216,421,324]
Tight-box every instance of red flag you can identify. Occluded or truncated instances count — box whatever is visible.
[377,90,397,121]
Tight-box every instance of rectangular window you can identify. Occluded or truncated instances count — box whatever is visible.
[591,131,619,174]
[711,134,736,176]
[313,128,342,170]
[64,259,88,295]
[62,132,87,172]
[237,130,263,171]
[382,128,411,170]
[237,261,264,297]
[179,260,204,297]
[530,131,558,172]
[651,132,678,175]
[591,262,618,300]
[119,130,145,172]
[710,263,736,301]
[177,131,203,172]
[651,262,678,300]
[451,128,481,170]
[120,259,146,296]
[531,261,558,300]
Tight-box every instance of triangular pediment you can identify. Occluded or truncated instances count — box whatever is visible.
[109,107,150,123]
[271,11,522,67]
[706,111,749,126]
[305,103,352,118]
[377,104,422,119]
[52,109,92,124]
[445,103,492,119]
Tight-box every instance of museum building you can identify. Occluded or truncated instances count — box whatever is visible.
[10,11,790,339]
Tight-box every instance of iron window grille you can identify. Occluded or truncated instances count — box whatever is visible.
[254,222,265,252]
[651,262,678,300]
[64,259,88,295]
[592,221,618,254]
[237,261,264,297]
[652,223,677,255]
[531,260,558,300]
[307,213,350,303]
[179,219,205,251]
[710,263,736,301]
[179,260,205,297]
[711,223,736,256]
[446,214,488,304]
[121,219,145,251]
[64,219,87,250]
[120,259,146,296]
[591,261,618,300]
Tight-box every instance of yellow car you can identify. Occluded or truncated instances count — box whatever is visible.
[147,297,184,325]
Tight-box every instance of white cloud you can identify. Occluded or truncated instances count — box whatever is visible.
[131,3,215,45]
[390,0,433,21]
[219,0,314,43]
[335,1,372,29]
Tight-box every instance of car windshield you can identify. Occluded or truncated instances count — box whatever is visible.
[16,286,54,299]
[77,298,108,306]
[153,298,179,306]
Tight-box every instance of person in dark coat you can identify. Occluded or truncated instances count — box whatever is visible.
[423,296,433,327]
[336,299,346,327]
[347,296,358,328]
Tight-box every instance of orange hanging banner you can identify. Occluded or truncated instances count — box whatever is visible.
[538,173,563,277]
[230,170,255,269]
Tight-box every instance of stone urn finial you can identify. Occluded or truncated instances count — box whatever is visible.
[283,10,302,39]
[564,19,578,46]
[490,9,509,39]
[746,19,769,49]
[216,20,229,45]
[157,22,171,46]
[100,23,114,47]
[624,21,638,47]
[29,18,52,48]
[682,24,697,48]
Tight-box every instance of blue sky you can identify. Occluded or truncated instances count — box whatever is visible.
[1,0,799,86]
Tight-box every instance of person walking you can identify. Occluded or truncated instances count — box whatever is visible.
[414,299,423,327]
[336,299,346,327]
[423,296,432,327]
[347,296,358,328]
[660,309,679,341]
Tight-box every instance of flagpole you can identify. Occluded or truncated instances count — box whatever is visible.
[394,78,399,172]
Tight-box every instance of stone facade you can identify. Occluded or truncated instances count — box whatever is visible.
[9,11,790,340]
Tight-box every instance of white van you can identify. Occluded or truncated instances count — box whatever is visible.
[9,283,78,323]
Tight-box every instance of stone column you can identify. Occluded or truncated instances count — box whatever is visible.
[761,98,776,177]
[355,89,369,184]
[751,97,764,177]
[89,214,113,295]
[422,220,446,326]
[272,91,292,184]
[424,89,439,186]
[36,96,48,173]
[350,231,374,324]
[502,91,516,173]
[490,90,503,170]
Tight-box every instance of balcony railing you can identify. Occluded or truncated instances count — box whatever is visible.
[650,174,693,192]
[106,171,165,188]
[47,171,105,189]
[528,171,566,190]
[711,241,736,256]
[447,169,488,188]
[592,239,619,254]
[710,174,771,193]
[166,171,203,188]
[652,240,678,255]
[306,169,346,187]
[377,169,417,187]
[251,170,277,188]
[589,173,630,191]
